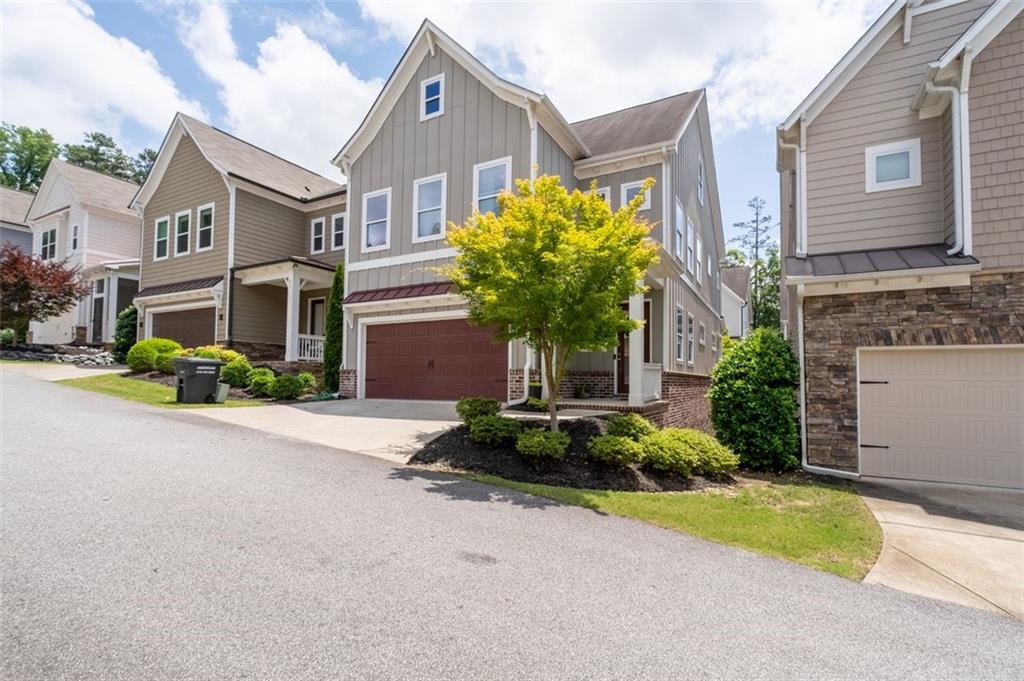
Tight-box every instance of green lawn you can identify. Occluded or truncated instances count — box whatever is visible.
[466,473,882,580]
[58,374,262,409]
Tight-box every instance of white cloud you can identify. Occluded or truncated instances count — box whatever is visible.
[359,0,888,135]
[0,0,204,148]
[175,3,383,179]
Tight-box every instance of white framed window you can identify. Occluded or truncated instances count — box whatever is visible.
[70,224,79,251]
[412,173,447,243]
[40,228,57,260]
[686,218,695,273]
[711,333,718,355]
[310,217,325,254]
[196,203,214,252]
[865,138,921,193]
[697,154,705,205]
[698,322,706,347]
[331,213,345,251]
[621,180,650,210]
[94,278,105,295]
[174,210,190,257]
[153,217,169,260]
[473,157,511,215]
[687,313,695,365]
[675,306,685,362]
[674,199,684,260]
[594,186,611,206]
[696,235,703,283]
[362,187,391,252]
[420,73,445,122]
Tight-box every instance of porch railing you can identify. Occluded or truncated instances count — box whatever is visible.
[297,334,325,361]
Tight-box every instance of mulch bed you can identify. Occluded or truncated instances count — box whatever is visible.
[127,371,257,401]
[411,416,730,492]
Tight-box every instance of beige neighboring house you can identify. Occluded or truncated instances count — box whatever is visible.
[720,266,751,338]
[0,185,35,253]
[131,114,346,360]
[778,0,1023,488]
[25,160,141,345]
[331,21,725,427]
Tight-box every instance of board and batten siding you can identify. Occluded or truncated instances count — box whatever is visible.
[537,125,576,189]
[140,135,229,288]
[347,44,531,268]
[968,9,1024,270]
[804,0,990,254]
[584,163,664,237]
[662,276,720,376]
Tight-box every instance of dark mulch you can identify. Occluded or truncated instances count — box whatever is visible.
[411,417,724,492]
[127,372,256,401]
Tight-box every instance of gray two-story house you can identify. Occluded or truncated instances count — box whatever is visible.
[332,21,725,426]
[778,0,1022,488]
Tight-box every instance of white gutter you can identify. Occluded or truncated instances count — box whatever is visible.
[958,50,974,256]
[925,76,965,256]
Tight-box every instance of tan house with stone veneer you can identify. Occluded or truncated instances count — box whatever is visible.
[778,0,1023,488]
[331,21,725,427]
[131,114,346,361]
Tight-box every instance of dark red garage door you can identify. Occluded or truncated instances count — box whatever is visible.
[151,307,216,348]
[365,319,507,400]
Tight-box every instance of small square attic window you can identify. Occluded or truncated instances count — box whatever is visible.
[420,74,444,121]
[865,138,920,193]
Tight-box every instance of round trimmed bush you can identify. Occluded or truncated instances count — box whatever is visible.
[221,357,253,388]
[126,338,183,373]
[248,367,276,397]
[708,327,800,471]
[640,428,738,478]
[515,429,570,460]
[468,415,522,447]
[605,412,656,441]
[269,374,305,400]
[191,344,242,363]
[455,396,501,423]
[297,372,317,393]
[154,350,183,375]
[0,328,15,346]
[588,435,644,467]
[525,397,550,413]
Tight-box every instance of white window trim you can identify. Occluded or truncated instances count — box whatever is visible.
[40,228,57,260]
[712,332,718,355]
[362,187,392,253]
[594,186,611,206]
[675,306,685,362]
[306,296,326,335]
[695,234,703,283]
[173,210,191,257]
[153,216,170,261]
[865,138,921,193]
[697,154,706,206]
[196,203,215,253]
[472,156,512,213]
[687,313,695,366]
[686,218,695,273]
[419,73,445,122]
[310,217,326,254]
[412,172,448,244]
[621,180,651,210]
[330,212,346,251]
[699,322,706,347]
[673,199,684,261]
[70,224,79,252]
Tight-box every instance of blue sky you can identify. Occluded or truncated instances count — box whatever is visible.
[3,1,885,246]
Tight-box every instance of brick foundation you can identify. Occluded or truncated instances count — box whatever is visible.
[653,371,713,433]
[229,340,285,361]
[558,370,614,399]
[339,369,357,398]
[802,271,1024,470]
[507,368,541,401]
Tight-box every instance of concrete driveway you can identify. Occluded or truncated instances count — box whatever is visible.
[858,479,1024,619]
[1,361,126,381]
[192,398,459,463]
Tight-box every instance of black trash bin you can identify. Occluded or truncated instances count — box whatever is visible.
[173,357,224,404]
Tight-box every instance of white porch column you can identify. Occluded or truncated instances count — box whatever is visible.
[628,291,644,406]
[284,268,300,361]
[105,272,119,343]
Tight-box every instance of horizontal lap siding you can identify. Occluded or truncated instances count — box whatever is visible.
[805,0,990,254]
[84,210,139,269]
[232,284,286,345]
[233,190,305,267]
[303,202,347,267]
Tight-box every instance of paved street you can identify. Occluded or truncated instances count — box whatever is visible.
[2,369,1023,680]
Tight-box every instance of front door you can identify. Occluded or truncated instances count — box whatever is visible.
[616,301,651,394]
[308,298,325,335]
[91,296,104,344]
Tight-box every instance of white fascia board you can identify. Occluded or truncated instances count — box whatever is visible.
[784,262,980,287]
[573,142,671,179]
[132,115,230,211]
[24,162,62,222]
[937,0,1021,69]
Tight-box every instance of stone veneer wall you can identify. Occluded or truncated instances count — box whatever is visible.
[338,369,357,398]
[654,372,713,433]
[802,271,1024,470]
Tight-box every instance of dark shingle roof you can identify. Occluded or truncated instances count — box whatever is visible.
[785,244,979,278]
[570,90,703,157]
[136,276,223,299]
[721,266,751,301]
[0,186,34,226]
[54,160,138,214]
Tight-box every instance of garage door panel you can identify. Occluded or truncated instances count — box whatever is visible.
[151,307,216,348]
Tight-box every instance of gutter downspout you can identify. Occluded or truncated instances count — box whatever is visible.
[958,50,973,256]
[777,136,804,255]
[926,78,963,255]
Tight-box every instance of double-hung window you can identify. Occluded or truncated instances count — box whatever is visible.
[196,204,214,252]
[674,200,684,260]
[865,138,921,193]
[594,186,611,206]
[675,307,685,362]
[413,173,446,243]
[687,314,695,365]
[420,74,444,121]
[695,235,703,283]
[473,157,511,215]
[698,323,706,347]
[174,210,190,256]
[686,218,695,273]
[70,224,79,251]
[40,228,57,260]
[697,155,705,205]
[310,217,325,254]
[621,180,650,210]
[153,217,169,260]
[362,187,391,252]
[331,213,345,251]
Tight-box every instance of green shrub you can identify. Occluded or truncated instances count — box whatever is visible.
[154,350,184,375]
[468,415,523,447]
[455,396,501,423]
[112,306,137,362]
[588,435,644,467]
[605,412,656,441]
[515,429,570,460]
[248,367,276,397]
[323,264,345,393]
[191,344,242,363]
[0,328,15,346]
[708,327,800,471]
[125,338,183,373]
[269,373,305,400]
[221,357,253,388]
[640,428,738,478]
[525,396,549,412]
[297,372,317,393]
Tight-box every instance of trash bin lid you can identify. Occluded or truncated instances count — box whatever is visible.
[173,356,224,365]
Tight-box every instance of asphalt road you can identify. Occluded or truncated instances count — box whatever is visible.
[2,369,1022,680]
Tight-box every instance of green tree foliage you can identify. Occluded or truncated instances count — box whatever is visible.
[0,123,60,191]
[132,147,158,184]
[63,132,156,183]
[708,328,800,471]
[443,174,659,432]
[723,248,747,267]
[731,196,780,330]
[112,306,138,362]
[751,247,781,332]
[322,264,345,393]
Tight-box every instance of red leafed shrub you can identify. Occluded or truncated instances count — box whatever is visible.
[0,243,90,341]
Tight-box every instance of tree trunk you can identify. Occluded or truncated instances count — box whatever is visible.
[542,345,559,432]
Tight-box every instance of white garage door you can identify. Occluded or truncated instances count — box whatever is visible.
[858,347,1024,489]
